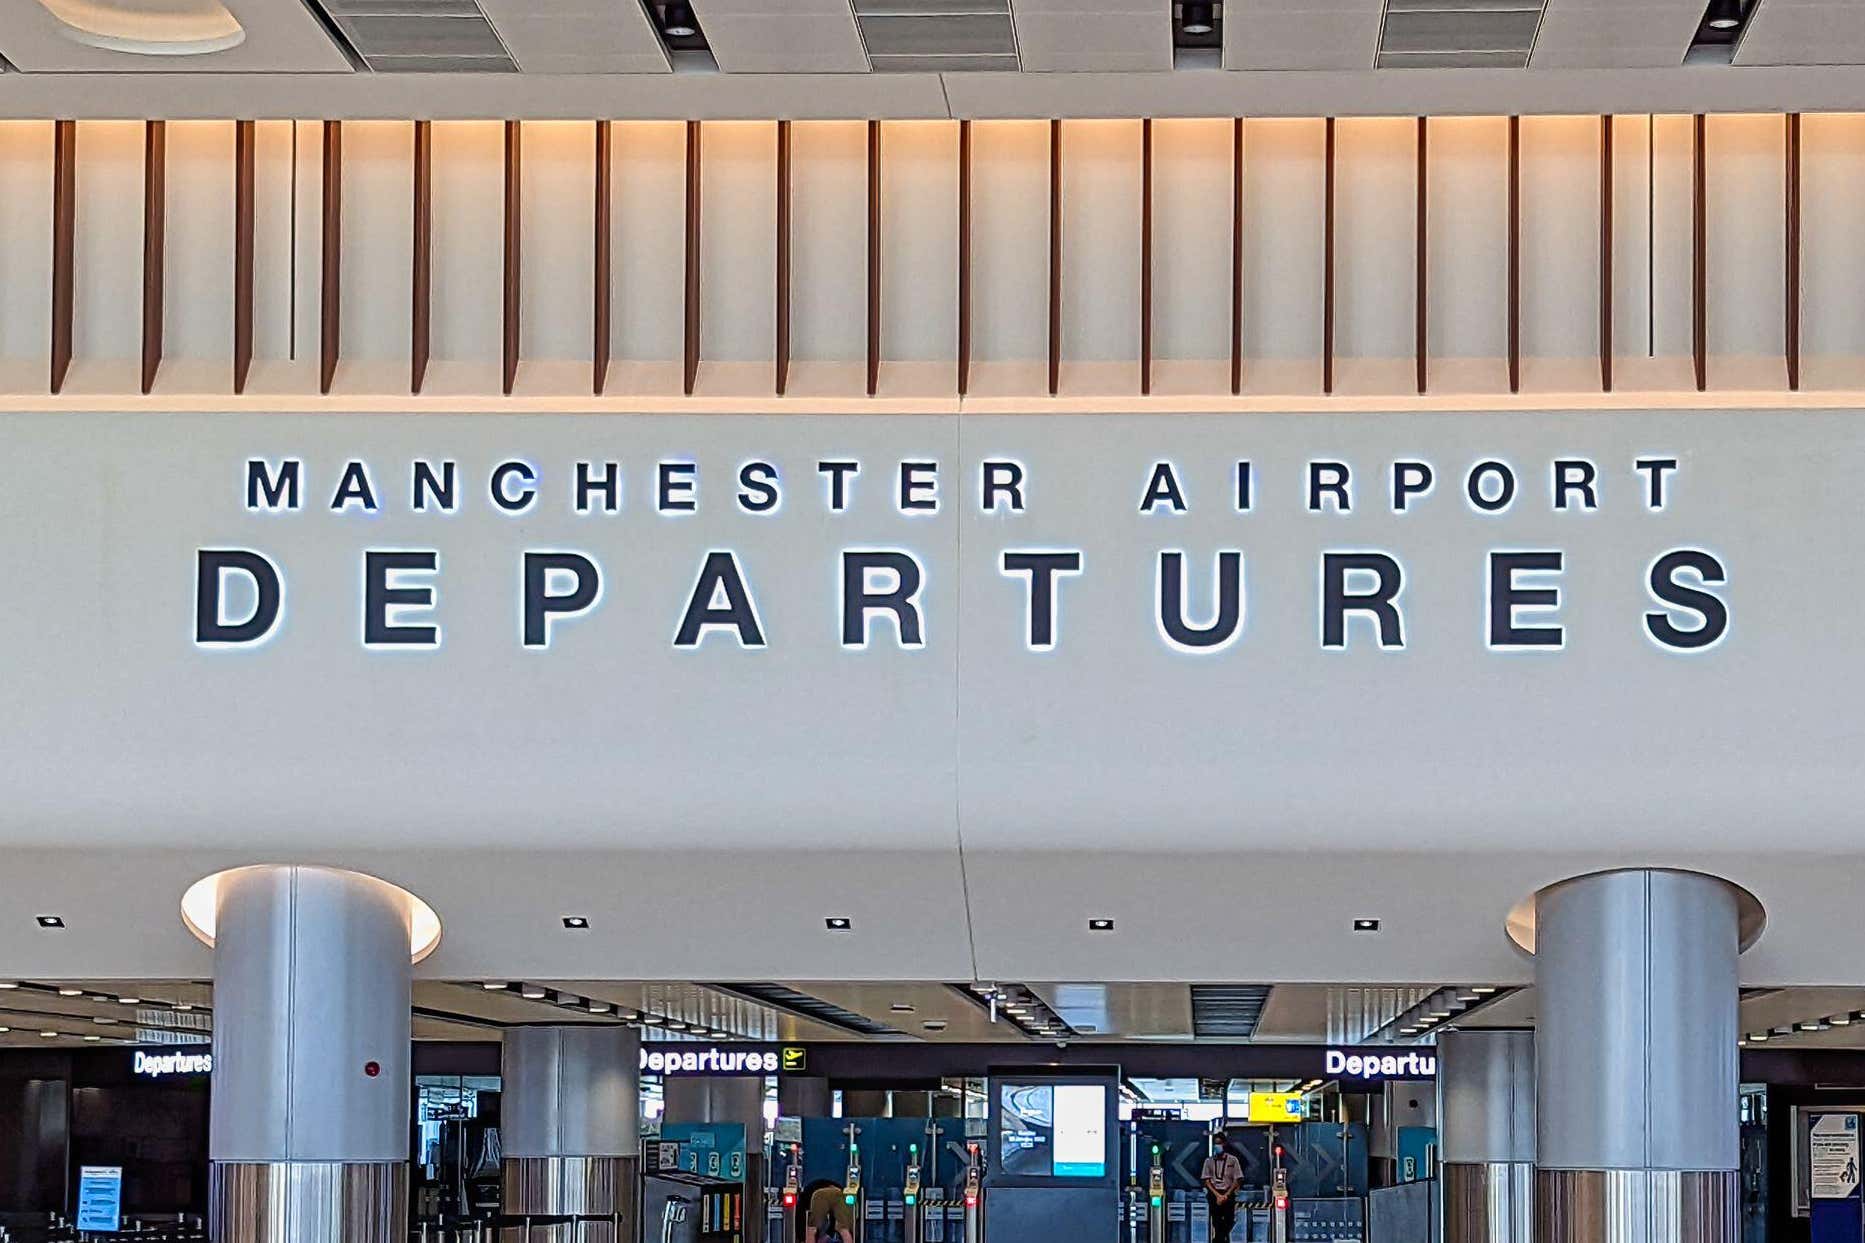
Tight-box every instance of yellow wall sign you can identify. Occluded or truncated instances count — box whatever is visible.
[1247,1093,1307,1123]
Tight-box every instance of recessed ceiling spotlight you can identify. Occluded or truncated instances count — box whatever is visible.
[587,1001,612,1015]
[0,981,17,989]
[1750,1031,1770,1042]
[556,993,583,1007]
[1181,1,1214,36]
[93,1017,116,1025]
[57,987,83,997]
[0,1027,10,1034]
[118,997,141,1006]
[482,981,509,990]
[891,1003,915,1013]
[825,917,853,931]
[1352,918,1380,933]
[1088,918,1115,932]
[660,1,699,38]
[562,916,590,930]
[1705,0,1744,29]
[36,915,65,929]
[173,1003,193,1012]
[39,1030,58,1038]
[83,1034,100,1042]
[521,985,547,1000]
[1833,1015,1854,1026]
[969,982,993,994]
[666,1020,689,1031]
[640,1014,664,1025]
[1472,986,1497,995]
[923,1019,949,1032]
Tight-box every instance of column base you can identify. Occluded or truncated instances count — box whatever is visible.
[1536,1170,1737,1243]
[210,1161,407,1243]
[1446,1162,1533,1243]
[502,1156,638,1243]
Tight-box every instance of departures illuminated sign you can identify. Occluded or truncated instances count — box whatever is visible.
[133,1050,213,1078]
[1324,1048,1437,1081]
[642,1044,806,1077]
[196,453,1727,655]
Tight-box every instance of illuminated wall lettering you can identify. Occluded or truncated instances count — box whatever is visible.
[523,552,602,648]
[202,452,1731,657]
[842,550,925,649]
[1001,551,1083,650]
[1321,553,1405,649]
[1157,550,1244,652]
[675,551,766,649]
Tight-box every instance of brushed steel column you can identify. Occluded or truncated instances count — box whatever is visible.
[208,865,415,1243]
[1531,870,1756,1243]
[1440,1029,1535,1243]
[502,1026,641,1243]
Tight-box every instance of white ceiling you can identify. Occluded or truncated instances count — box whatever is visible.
[0,0,1861,118]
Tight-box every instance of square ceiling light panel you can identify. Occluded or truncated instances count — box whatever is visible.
[313,0,518,71]
[1376,0,1547,68]
[0,0,352,70]
[857,0,1020,72]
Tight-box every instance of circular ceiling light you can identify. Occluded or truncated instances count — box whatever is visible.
[1705,0,1744,29]
[181,866,442,964]
[40,0,246,56]
[1181,2,1214,35]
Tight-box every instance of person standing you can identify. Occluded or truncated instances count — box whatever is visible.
[1202,1130,1245,1243]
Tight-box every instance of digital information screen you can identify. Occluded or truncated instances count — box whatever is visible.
[997,1082,1108,1178]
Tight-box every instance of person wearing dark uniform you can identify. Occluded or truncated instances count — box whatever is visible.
[805,1184,856,1243]
[1202,1131,1244,1243]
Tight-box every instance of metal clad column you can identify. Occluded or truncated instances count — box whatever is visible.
[503,1026,641,1243]
[1440,1030,1534,1243]
[1533,869,1752,1243]
[208,866,414,1243]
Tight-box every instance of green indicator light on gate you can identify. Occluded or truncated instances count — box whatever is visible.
[1151,1197,1162,1208]
[846,1195,857,1206]
[906,1195,917,1206]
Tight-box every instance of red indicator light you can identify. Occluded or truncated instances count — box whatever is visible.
[1277,1198,1289,1211]
[965,1197,978,1208]
[782,1195,795,1208]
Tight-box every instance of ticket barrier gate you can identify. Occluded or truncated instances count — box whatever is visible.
[1147,1150,1168,1243]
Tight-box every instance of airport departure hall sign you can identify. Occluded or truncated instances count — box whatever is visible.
[196,433,1723,656]
[4,407,1838,873]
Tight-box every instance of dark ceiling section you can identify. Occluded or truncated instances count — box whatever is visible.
[1189,984,1272,1038]
[711,983,903,1037]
